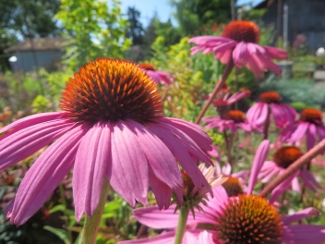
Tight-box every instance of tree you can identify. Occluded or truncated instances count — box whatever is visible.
[170,0,234,36]
[55,0,131,70]
[0,0,61,38]
[126,7,144,46]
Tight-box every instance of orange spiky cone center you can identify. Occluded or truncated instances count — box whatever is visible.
[273,146,303,169]
[259,91,282,104]
[224,110,246,123]
[222,20,260,43]
[138,63,156,71]
[300,108,323,124]
[222,176,244,197]
[215,194,283,243]
[60,58,163,124]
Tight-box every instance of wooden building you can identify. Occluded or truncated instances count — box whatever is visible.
[255,0,325,52]
[5,38,66,72]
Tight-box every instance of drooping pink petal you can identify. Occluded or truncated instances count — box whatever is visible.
[233,42,249,68]
[269,172,298,203]
[0,111,67,134]
[108,121,151,207]
[6,125,86,225]
[162,117,212,152]
[287,122,309,143]
[306,123,317,150]
[188,36,232,45]
[119,230,176,244]
[0,118,75,170]
[247,140,270,194]
[300,169,321,191]
[264,46,288,60]
[73,123,111,221]
[148,169,174,210]
[282,208,320,225]
[147,122,210,192]
[283,225,325,244]
[132,205,179,229]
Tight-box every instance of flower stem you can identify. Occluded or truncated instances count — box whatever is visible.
[174,207,190,244]
[195,59,234,124]
[81,179,110,244]
[58,184,73,244]
[259,138,325,198]
[263,106,271,140]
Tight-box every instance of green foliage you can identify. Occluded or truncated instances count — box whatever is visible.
[0,0,61,38]
[148,36,219,121]
[170,0,232,36]
[56,0,131,70]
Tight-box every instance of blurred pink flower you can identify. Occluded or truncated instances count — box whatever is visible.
[203,88,250,108]
[0,58,212,225]
[259,146,320,202]
[281,108,325,150]
[120,141,325,244]
[203,110,251,133]
[139,63,174,85]
[247,91,296,130]
[189,20,288,78]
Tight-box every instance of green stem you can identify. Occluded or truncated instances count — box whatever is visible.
[58,184,73,244]
[81,179,110,244]
[174,207,190,244]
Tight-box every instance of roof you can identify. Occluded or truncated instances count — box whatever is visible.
[5,38,68,53]
[255,0,275,9]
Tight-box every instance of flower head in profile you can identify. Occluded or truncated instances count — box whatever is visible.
[139,63,174,85]
[281,108,325,150]
[247,91,297,130]
[189,20,288,78]
[0,58,213,225]
[259,146,320,202]
[203,110,251,133]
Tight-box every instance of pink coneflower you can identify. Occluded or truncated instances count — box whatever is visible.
[189,20,288,78]
[259,146,320,202]
[203,110,251,133]
[139,63,174,85]
[121,187,325,243]
[247,91,297,130]
[0,58,212,225]
[204,88,250,108]
[120,142,325,244]
[281,108,325,150]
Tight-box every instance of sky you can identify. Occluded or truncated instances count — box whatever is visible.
[120,0,264,27]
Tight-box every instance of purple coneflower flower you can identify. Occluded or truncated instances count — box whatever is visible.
[0,58,212,225]
[120,141,325,244]
[259,146,320,202]
[281,108,325,150]
[189,20,288,78]
[139,63,174,85]
[247,91,297,130]
[203,110,251,133]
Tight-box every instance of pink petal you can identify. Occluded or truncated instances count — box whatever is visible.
[7,125,86,225]
[73,123,111,221]
[283,225,325,244]
[233,42,249,68]
[0,111,66,134]
[282,208,320,224]
[147,122,210,192]
[108,121,152,207]
[133,205,179,229]
[247,140,270,194]
[264,46,288,60]
[0,118,75,170]
[119,230,176,244]
[288,122,308,143]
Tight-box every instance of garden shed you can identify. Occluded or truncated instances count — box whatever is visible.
[255,0,325,52]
